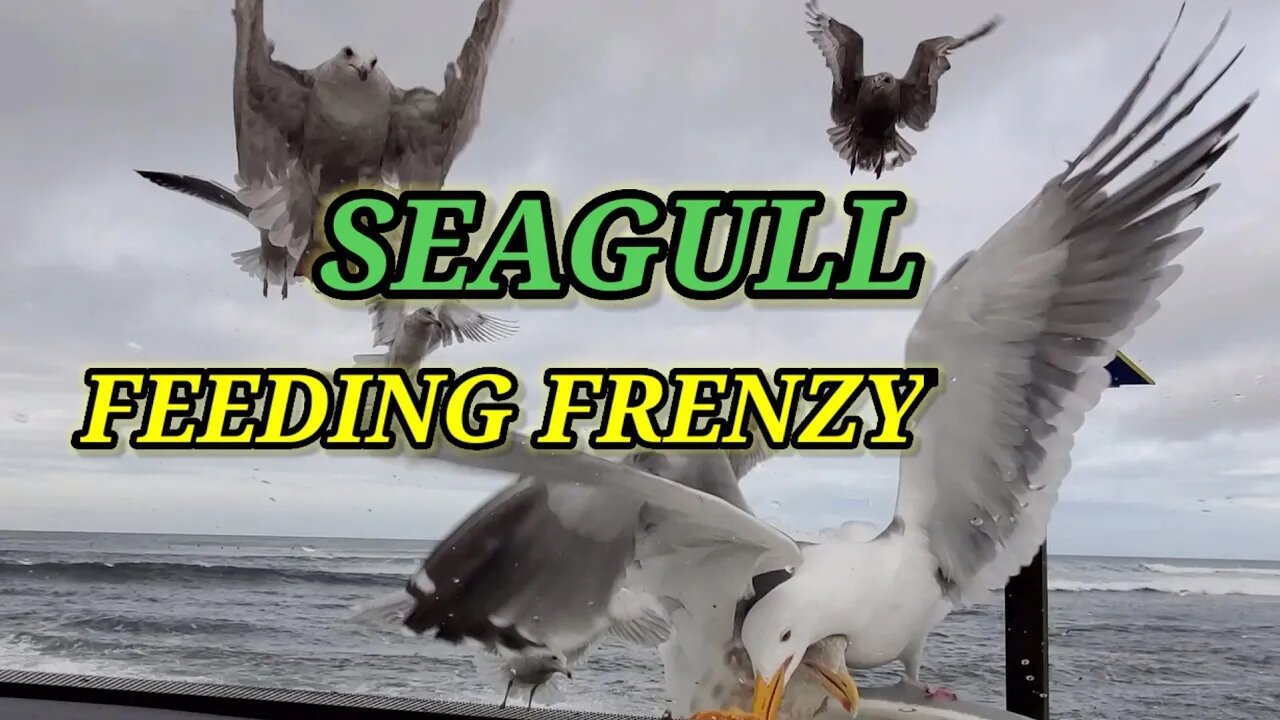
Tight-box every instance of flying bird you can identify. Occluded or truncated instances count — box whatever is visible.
[353,299,519,370]
[804,0,1002,178]
[364,5,1254,718]
[143,0,509,299]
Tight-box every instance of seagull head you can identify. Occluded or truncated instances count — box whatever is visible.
[328,45,379,83]
[868,72,896,92]
[740,585,859,720]
[544,652,572,680]
[408,307,442,328]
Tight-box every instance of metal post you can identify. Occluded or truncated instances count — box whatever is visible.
[1004,543,1049,720]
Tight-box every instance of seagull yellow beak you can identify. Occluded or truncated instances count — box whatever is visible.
[752,656,793,720]
[805,660,860,715]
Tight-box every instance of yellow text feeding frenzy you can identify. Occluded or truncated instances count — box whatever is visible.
[70,368,939,454]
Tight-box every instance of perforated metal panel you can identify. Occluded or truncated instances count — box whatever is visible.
[0,669,659,720]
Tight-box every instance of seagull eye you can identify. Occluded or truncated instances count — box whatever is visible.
[342,46,354,58]
[370,58,378,68]
[780,630,792,642]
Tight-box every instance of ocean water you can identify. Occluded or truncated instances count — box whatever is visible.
[1,531,1276,720]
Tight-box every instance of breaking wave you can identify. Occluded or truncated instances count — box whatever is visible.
[0,560,410,588]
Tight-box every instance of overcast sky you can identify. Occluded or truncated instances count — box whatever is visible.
[1,0,1277,561]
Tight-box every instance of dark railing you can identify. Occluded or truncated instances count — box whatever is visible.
[0,669,1030,720]
[1005,545,1050,720]
[999,352,1154,719]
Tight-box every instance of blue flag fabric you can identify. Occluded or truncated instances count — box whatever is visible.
[1107,351,1154,387]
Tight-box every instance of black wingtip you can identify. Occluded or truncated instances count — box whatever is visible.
[135,169,188,193]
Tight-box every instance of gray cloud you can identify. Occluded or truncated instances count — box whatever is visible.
[1,0,1278,560]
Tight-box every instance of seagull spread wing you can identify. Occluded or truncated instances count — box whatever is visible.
[601,585,672,650]
[228,0,312,293]
[894,8,1252,607]
[803,0,864,96]
[231,0,317,275]
[134,172,249,220]
[397,434,800,662]
[382,0,512,188]
[232,0,307,190]
[433,300,520,348]
[897,15,1003,132]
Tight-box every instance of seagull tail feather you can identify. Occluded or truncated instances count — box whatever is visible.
[230,244,291,297]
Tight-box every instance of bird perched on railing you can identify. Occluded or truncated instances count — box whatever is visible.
[354,584,671,709]
[804,0,1002,178]
[473,586,673,708]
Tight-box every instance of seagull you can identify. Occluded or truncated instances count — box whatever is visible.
[804,0,1002,178]
[481,647,573,708]
[476,587,673,708]
[364,6,1254,719]
[218,0,509,294]
[353,299,519,370]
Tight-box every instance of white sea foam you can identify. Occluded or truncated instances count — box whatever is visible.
[1050,575,1280,597]
[1141,562,1280,577]
[0,634,213,682]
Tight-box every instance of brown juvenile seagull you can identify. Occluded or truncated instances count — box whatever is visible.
[804,0,1002,178]
[136,0,511,300]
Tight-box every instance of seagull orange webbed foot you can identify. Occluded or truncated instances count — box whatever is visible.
[925,686,958,702]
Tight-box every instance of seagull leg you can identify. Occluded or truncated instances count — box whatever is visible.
[920,683,958,702]
[500,679,513,708]
[900,674,958,702]
[261,275,268,298]
[900,648,958,702]
[527,684,539,709]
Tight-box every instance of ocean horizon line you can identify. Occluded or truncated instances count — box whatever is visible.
[3,528,1277,565]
